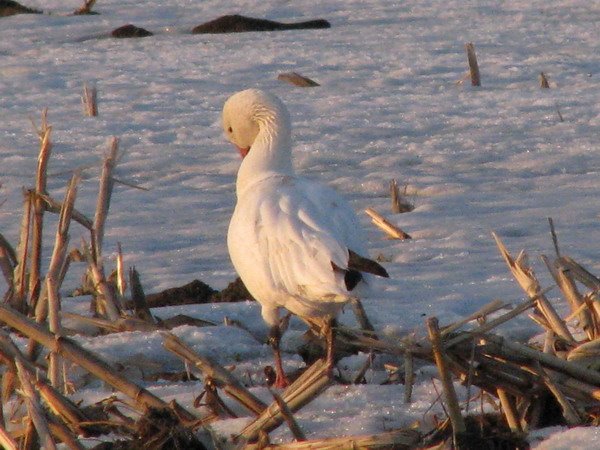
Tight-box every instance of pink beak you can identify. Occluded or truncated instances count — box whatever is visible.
[237,145,250,158]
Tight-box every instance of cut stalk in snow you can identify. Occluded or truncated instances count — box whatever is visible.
[163,332,266,416]
[11,190,34,311]
[277,72,319,87]
[492,232,574,343]
[0,305,192,418]
[497,388,521,433]
[427,317,466,447]
[465,42,481,86]
[82,83,98,116]
[83,244,121,321]
[365,207,411,240]
[237,359,332,443]
[269,389,306,441]
[243,428,421,449]
[0,427,17,450]
[0,234,16,289]
[93,137,119,263]
[29,109,53,310]
[32,174,80,367]
[15,359,57,450]
[540,72,550,88]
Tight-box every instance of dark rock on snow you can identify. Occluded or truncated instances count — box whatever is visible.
[0,0,41,17]
[111,24,153,38]
[192,14,330,34]
[143,278,252,308]
[144,280,218,308]
[211,277,254,302]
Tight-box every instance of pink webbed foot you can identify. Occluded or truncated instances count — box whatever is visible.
[273,370,290,388]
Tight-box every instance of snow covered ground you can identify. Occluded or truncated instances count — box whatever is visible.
[1,0,599,447]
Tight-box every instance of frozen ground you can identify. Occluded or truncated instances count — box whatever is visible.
[0,0,599,447]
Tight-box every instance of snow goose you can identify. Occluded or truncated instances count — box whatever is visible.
[223,89,388,387]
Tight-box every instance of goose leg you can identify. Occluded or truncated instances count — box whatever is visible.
[268,325,290,388]
[324,318,336,377]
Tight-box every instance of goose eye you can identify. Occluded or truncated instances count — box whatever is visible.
[227,126,233,133]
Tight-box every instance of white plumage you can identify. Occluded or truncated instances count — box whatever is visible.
[223,89,388,387]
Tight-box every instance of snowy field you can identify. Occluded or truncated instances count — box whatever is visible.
[1,0,599,447]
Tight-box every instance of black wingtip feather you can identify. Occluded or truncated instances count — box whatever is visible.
[331,249,389,292]
[344,269,363,291]
[331,261,363,291]
[348,249,389,278]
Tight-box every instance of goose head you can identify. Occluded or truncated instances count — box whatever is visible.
[222,89,294,193]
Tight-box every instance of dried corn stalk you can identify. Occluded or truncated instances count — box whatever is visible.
[492,232,574,343]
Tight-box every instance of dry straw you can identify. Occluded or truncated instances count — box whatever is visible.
[0,107,598,448]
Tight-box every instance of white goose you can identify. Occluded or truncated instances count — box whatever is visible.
[223,89,388,387]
